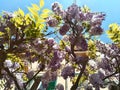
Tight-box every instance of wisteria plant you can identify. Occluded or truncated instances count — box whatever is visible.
[0,0,119,90]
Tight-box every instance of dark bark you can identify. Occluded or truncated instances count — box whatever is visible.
[71,61,88,90]
[102,71,118,81]
[4,68,22,90]
[30,77,41,90]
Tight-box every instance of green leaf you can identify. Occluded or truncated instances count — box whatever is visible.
[0,31,4,36]
[28,7,36,14]
[28,7,39,21]
[107,23,120,43]
[32,4,40,11]
[39,24,45,30]
[42,9,51,13]
[40,0,44,8]
[18,8,24,16]
[40,13,49,19]
[81,5,90,13]
[37,18,45,23]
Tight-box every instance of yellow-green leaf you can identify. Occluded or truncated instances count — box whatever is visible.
[37,18,45,23]
[40,13,49,19]
[18,8,24,16]
[81,5,90,13]
[28,7,39,21]
[0,32,4,36]
[39,24,45,30]
[28,7,36,15]
[40,0,44,8]
[32,4,40,11]
[42,9,51,13]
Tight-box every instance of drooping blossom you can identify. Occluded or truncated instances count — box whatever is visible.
[66,3,79,19]
[4,60,13,68]
[65,45,71,53]
[61,65,75,79]
[52,2,62,14]
[75,11,85,21]
[91,13,105,26]
[49,51,64,70]
[27,70,34,79]
[47,17,58,27]
[89,73,103,87]
[59,24,70,35]
[89,26,103,35]
[75,24,83,33]
[13,62,20,69]
[41,70,57,88]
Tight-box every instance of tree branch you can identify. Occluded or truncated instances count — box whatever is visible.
[102,71,118,81]
[4,67,22,90]
[25,69,42,87]
[71,59,88,90]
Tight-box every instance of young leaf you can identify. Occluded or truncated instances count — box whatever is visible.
[42,9,51,13]
[18,8,24,16]
[40,13,49,19]
[0,32,4,36]
[28,7,39,21]
[32,4,40,11]
[40,0,44,8]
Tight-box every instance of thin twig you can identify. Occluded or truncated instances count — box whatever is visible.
[102,71,118,81]
[4,68,22,90]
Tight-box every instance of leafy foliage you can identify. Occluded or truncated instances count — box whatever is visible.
[107,23,120,43]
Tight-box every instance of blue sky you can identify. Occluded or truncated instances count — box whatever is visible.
[0,0,120,43]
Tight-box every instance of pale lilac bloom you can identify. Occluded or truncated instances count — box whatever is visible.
[17,79,24,89]
[98,68,106,79]
[67,4,79,18]
[89,73,103,87]
[49,50,64,70]
[41,70,57,88]
[52,2,62,14]
[59,10,66,19]
[89,26,103,35]
[4,60,13,68]
[91,13,105,26]
[61,65,75,79]
[75,11,85,21]
[53,44,59,49]
[13,62,20,69]
[27,70,34,79]
[47,38,56,46]
[88,59,97,69]
[33,38,42,46]
[59,24,70,35]
[47,17,58,27]
[62,35,69,41]
[84,12,93,21]
[65,45,71,53]
[75,24,83,33]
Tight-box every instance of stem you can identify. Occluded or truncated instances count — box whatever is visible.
[102,71,118,81]
[71,61,87,90]
[4,68,22,90]
[25,69,41,87]
[30,77,41,90]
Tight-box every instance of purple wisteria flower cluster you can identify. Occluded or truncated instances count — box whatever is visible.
[47,2,105,52]
[0,1,119,90]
